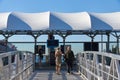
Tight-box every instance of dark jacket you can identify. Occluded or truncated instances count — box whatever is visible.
[64,50,75,63]
[38,49,43,59]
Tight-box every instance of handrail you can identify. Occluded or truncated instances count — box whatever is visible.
[0,51,34,80]
[76,51,120,80]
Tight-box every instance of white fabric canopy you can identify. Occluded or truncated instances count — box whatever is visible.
[0,11,120,31]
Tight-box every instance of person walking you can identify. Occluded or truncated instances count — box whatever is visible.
[64,46,75,74]
[55,47,62,75]
[38,46,43,66]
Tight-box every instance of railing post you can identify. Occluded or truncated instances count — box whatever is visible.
[21,52,24,80]
[86,53,91,80]
[116,60,120,80]
[14,52,19,80]
[8,53,12,79]
[101,55,106,79]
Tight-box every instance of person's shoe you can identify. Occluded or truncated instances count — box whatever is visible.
[70,72,73,74]
[56,72,58,74]
[57,72,61,75]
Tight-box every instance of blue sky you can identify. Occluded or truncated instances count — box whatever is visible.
[0,0,120,53]
[0,0,120,13]
[0,0,120,43]
[0,0,120,42]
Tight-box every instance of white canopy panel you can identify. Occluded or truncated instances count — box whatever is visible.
[0,11,120,31]
[7,12,50,31]
[0,12,11,30]
[90,12,120,30]
[50,12,91,30]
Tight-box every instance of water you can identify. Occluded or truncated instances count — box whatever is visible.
[11,42,84,55]
[35,54,65,63]
[10,42,117,55]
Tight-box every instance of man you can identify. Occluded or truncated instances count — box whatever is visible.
[64,46,75,74]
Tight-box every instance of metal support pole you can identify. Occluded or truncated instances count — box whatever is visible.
[91,36,94,51]
[34,37,37,54]
[63,36,66,54]
[111,32,120,54]
[116,36,119,54]
[87,33,96,51]
[101,33,103,52]
[106,34,110,52]
[34,36,38,70]
[5,37,8,51]
[32,34,39,71]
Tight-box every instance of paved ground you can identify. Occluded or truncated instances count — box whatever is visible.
[29,70,83,80]
[30,62,83,80]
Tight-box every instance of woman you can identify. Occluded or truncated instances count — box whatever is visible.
[55,47,62,75]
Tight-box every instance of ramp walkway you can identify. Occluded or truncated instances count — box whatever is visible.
[30,70,83,80]
[30,62,83,80]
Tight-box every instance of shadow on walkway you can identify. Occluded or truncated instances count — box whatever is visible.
[29,70,83,80]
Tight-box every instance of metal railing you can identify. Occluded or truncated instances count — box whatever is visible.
[0,51,34,80]
[76,51,120,80]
